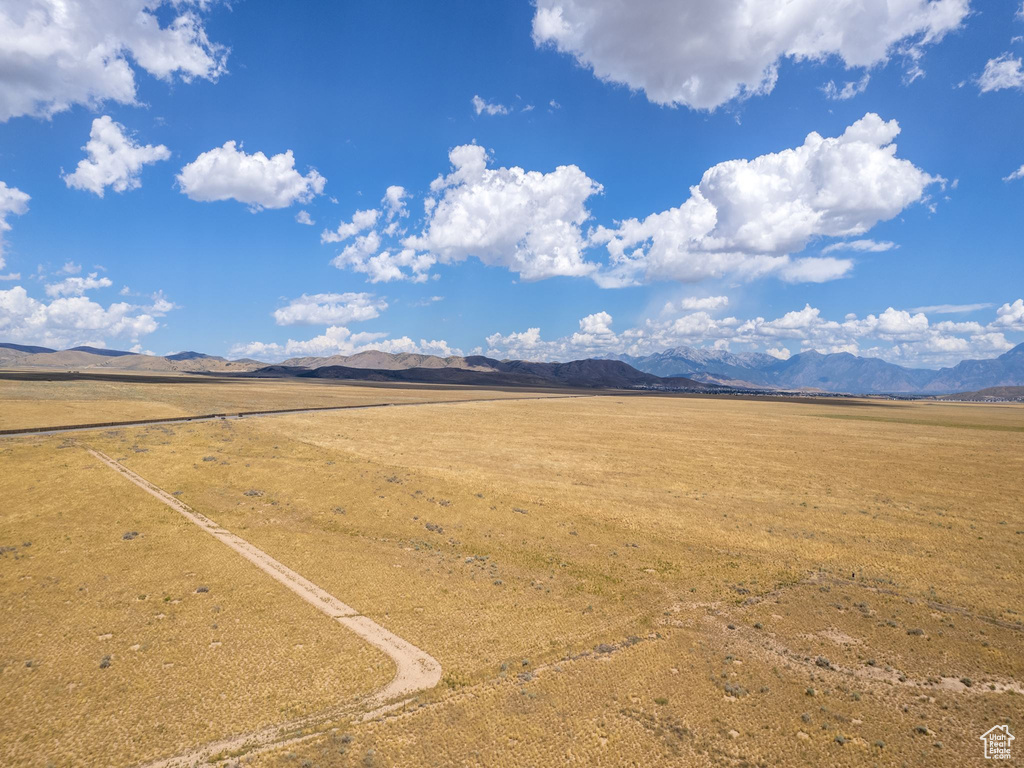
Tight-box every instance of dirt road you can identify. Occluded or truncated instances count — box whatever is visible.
[87,447,442,765]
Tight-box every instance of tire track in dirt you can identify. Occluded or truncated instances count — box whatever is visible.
[86,447,442,766]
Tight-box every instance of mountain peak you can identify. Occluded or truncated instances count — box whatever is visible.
[1002,341,1024,359]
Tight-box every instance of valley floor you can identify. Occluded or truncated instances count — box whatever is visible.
[1,380,1021,766]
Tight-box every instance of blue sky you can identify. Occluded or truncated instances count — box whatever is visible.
[0,0,1022,366]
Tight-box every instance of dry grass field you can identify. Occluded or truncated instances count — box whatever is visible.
[0,438,391,767]
[0,376,560,431]
[1,384,1022,766]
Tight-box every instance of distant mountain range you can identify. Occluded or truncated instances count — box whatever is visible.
[618,342,1024,394]
[0,344,708,391]
[293,356,706,390]
[0,343,260,374]
[2,340,1023,395]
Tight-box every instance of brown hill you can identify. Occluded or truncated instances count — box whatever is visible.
[936,386,1024,402]
[296,357,709,390]
[1,348,265,373]
[281,351,497,371]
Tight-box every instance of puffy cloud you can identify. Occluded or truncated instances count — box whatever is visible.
[485,314,635,360]
[177,142,326,210]
[326,116,931,289]
[295,210,314,226]
[968,331,1016,355]
[978,54,1024,93]
[592,114,936,286]
[577,311,613,335]
[472,95,509,115]
[0,0,227,122]
[485,326,551,360]
[992,299,1024,330]
[403,144,603,281]
[367,336,460,357]
[851,307,931,338]
[45,272,112,297]
[822,74,871,101]
[0,284,170,347]
[63,116,170,197]
[322,208,379,243]
[0,181,30,263]
[272,292,386,326]
[1004,164,1024,182]
[228,324,460,363]
[382,185,409,222]
[229,326,381,360]
[482,300,1023,367]
[335,245,435,284]
[532,0,967,110]
[328,229,417,284]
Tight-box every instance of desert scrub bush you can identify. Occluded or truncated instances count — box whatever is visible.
[443,671,470,689]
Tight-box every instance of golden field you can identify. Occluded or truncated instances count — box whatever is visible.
[0,438,391,767]
[1,383,1022,766]
[0,376,560,431]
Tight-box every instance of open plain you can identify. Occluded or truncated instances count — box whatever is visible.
[1,378,1022,766]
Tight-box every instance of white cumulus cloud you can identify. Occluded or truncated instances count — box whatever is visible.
[532,0,967,110]
[483,299,1021,368]
[578,310,613,335]
[322,208,379,243]
[45,272,113,297]
[272,292,387,326]
[0,0,227,121]
[177,141,326,211]
[325,116,933,290]
[978,53,1024,92]
[229,325,460,363]
[591,114,938,286]
[0,181,30,269]
[63,116,170,197]
[472,95,510,115]
[403,144,603,281]
[992,299,1024,330]
[380,186,407,222]
[0,284,171,348]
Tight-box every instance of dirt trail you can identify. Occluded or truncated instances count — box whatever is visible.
[86,448,442,766]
